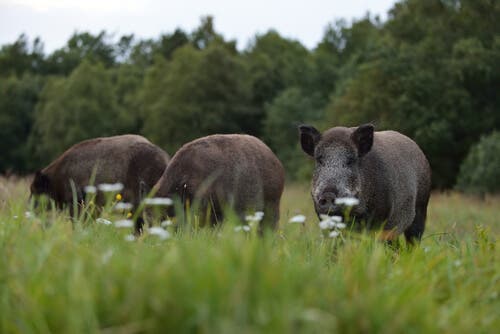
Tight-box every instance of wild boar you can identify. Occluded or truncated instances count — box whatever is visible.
[154,134,285,230]
[30,134,169,229]
[299,124,431,244]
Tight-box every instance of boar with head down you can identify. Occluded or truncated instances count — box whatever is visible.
[30,134,169,232]
[153,134,285,231]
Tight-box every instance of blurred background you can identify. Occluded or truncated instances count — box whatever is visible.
[0,0,499,193]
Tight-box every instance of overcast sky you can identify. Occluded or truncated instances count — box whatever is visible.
[0,0,397,52]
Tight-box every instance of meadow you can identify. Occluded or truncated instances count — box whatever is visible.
[0,177,498,333]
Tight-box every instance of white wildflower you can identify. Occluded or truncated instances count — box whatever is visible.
[330,216,343,223]
[329,231,340,238]
[84,185,97,194]
[245,211,264,222]
[24,211,34,219]
[319,215,345,230]
[143,197,173,206]
[148,227,170,240]
[289,214,306,224]
[454,260,462,267]
[234,225,251,232]
[319,214,330,221]
[97,183,124,192]
[335,222,347,229]
[319,214,342,222]
[319,220,335,230]
[161,220,173,227]
[114,202,133,211]
[124,234,136,242]
[334,197,360,207]
[96,218,112,225]
[114,219,134,228]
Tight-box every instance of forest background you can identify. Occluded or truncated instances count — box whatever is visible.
[1,0,499,191]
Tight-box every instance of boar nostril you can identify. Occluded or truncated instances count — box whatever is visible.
[318,192,337,210]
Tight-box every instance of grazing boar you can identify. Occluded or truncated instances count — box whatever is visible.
[299,124,431,244]
[30,135,169,225]
[154,134,285,230]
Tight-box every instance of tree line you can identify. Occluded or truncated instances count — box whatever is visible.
[0,0,498,190]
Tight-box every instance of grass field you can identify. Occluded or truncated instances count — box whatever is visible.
[0,177,498,333]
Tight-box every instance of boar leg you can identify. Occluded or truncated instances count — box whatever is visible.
[134,217,145,235]
[260,200,280,232]
[384,196,416,243]
[404,205,427,245]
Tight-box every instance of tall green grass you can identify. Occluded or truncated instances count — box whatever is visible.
[0,178,498,333]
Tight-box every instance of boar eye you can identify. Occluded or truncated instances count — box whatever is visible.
[316,154,324,165]
[346,155,356,166]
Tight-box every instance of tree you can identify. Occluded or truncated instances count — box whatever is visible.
[244,31,312,135]
[141,43,251,153]
[32,61,123,162]
[0,34,45,76]
[191,16,231,50]
[156,29,189,59]
[323,0,500,188]
[311,16,383,106]
[128,39,157,69]
[45,31,115,75]
[115,34,135,63]
[263,87,321,179]
[109,63,145,134]
[0,74,44,173]
[456,131,500,195]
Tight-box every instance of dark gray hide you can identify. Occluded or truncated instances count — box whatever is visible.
[30,134,169,231]
[299,124,431,243]
[154,134,285,230]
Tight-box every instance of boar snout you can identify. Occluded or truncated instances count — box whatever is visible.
[316,192,347,217]
[317,191,336,213]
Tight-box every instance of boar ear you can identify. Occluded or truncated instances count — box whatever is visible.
[33,170,50,193]
[299,125,321,157]
[351,124,374,157]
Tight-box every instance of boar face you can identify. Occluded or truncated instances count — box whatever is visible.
[29,171,52,209]
[30,171,50,196]
[299,124,374,217]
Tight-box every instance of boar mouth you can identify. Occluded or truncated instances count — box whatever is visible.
[316,206,366,223]
[315,206,344,220]
[324,207,344,217]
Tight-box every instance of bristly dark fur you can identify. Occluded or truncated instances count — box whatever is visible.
[30,134,170,233]
[300,124,431,245]
[154,134,285,230]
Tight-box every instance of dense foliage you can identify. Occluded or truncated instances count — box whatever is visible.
[456,131,500,195]
[0,1,499,190]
